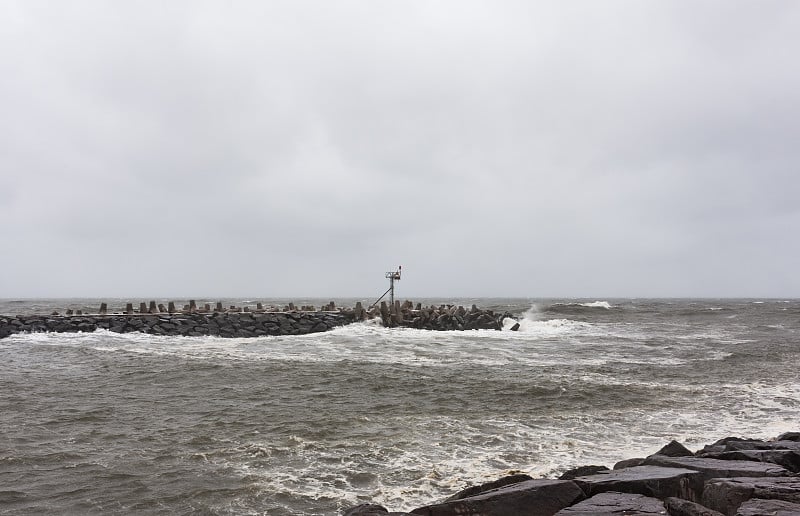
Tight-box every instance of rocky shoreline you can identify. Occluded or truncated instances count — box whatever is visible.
[344,432,800,515]
[0,300,514,339]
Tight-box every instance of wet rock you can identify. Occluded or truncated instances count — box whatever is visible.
[554,491,666,515]
[736,498,800,516]
[445,473,533,501]
[777,432,800,442]
[664,497,726,516]
[615,458,647,470]
[343,504,388,515]
[559,465,610,480]
[341,504,413,516]
[702,477,800,516]
[409,479,585,516]
[718,441,800,453]
[701,449,800,474]
[573,465,704,501]
[697,438,763,456]
[643,456,791,482]
[654,440,696,457]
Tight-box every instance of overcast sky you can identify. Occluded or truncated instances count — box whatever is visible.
[1,1,798,298]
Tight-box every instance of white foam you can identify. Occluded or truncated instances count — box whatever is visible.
[502,304,592,337]
[503,317,590,336]
[579,301,613,309]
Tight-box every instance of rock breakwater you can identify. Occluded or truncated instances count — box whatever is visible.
[0,311,357,339]
[344,431,800,516]
[0,300,515,339]
[367,300,512,331]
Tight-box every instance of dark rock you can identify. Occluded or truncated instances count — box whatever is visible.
[643,456,791,482]
[701,449,800,474]
[410,479,585,516]
[559,465,610,480]
[665,497,726,516]
[655,440,695,457]
[614,458,647,470]
[728,441,800,453]
[703,477,800,516]
[445,473,533,501]
[698,438,762,456]
[573,465,703,501]
[342,504,388,515]
[777,432,800,443]
[736,498,800,515]
[510,322,521,331]
[554,491,666,515]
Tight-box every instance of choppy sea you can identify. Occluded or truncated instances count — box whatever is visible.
[1,298,798,515]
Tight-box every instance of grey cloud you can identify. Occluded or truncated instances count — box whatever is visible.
[1,1,799,297]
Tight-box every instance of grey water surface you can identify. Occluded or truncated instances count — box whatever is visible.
[1,298,798,514]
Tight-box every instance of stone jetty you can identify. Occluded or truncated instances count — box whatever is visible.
[344,431,800,516]
[0,300,514,339]
[366,300,512,331]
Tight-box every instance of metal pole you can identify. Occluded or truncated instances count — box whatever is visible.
[389,275,394,308]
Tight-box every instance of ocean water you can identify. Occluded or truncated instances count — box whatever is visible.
[1,298,798,515]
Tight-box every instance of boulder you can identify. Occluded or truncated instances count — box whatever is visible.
[445,473,533,501]
[654,440,695,457]
[698,438,763,456]
[614,458,646,470]
[642,456,790,482]
[559,465,609,480]
[572,465,704,501]
[554,491,666,515]
[342,503,389,515]
[735,498,800,516]
[723,441,800,453]
[409,479,585,516]
[700,449,800,474]
[664,497,725,516]
[702,477,800,516]
[777,432,800,443]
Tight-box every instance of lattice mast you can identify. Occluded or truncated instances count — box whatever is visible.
[385,266,402,307]
[370,266,402,309]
